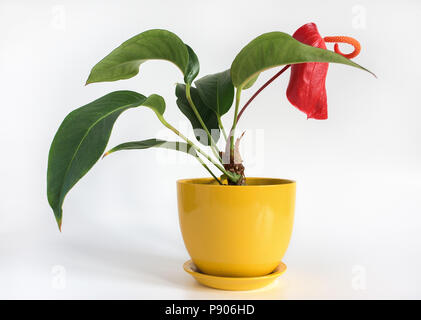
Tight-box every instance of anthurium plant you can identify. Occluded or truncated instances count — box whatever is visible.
[47,23,375,230]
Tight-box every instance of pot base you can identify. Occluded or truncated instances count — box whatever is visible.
[183,260,286,291]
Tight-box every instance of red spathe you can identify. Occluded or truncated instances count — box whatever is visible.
[286,23,329,120]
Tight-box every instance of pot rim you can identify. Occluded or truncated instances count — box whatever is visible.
[177,177,296,188]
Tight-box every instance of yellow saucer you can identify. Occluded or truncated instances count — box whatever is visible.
[183,260,287,291]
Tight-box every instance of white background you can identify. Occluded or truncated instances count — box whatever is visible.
[1,0,420,299]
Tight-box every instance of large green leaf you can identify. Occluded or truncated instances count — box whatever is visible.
[104,139,197,157]
[195,69,234,116]
[86,29,189,84]
[231,31,375,89]
[47,91,166,229]
[175,84,220,146]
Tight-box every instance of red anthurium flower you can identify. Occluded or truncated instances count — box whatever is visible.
[286,23,329,119]
[236,23,362,124]
[286,23,360,119]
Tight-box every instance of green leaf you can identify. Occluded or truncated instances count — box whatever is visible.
[47,91,166,229]
[184,45,200,85]
[104,139,197,157]
[195,69,234,116]
[175,84,220,146]
[231,31,375,88]
[86,29,189,84]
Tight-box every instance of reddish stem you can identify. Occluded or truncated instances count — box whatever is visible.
[224,65,291,165]
[237,65,291,122]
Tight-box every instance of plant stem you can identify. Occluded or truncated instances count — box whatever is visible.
[237,65,290,122]
[185,84,222,162]
[224,66,291,166]
[157,115,239,183]
[196,155,222,184]
[230,88,242,156]
[217,115,228,141]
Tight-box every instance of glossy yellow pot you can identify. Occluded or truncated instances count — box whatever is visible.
[177,177,295,277]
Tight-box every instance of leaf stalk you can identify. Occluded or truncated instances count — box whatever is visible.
[229,88,242,157]
[157,114,239,183]
[185,84,222,162]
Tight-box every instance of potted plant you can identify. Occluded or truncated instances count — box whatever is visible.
[47,22,374,290]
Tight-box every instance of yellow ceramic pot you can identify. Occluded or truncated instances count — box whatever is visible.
[177,177,295,277]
